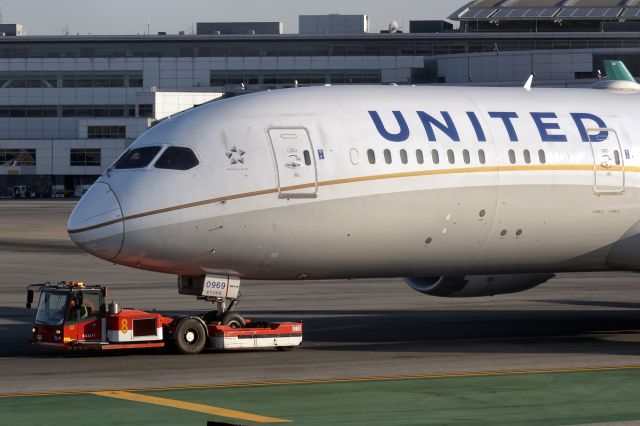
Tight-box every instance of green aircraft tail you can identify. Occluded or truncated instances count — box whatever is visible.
[604,60,636,82]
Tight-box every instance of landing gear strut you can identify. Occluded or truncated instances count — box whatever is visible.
[200,295,246,328]
[181,274,246,328]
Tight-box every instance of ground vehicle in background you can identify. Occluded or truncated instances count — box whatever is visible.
[50,185,66,198]
[11,185,34,198]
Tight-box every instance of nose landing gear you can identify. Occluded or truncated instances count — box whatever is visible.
[203,295,246,328]
[178,274,247,327]
[219,311,246,328]
[173,273,302,353]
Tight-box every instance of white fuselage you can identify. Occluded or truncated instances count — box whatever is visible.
[67,85,640,280]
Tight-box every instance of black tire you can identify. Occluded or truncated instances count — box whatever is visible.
[202,310,218,324]
[276,346,294,352]
[174,317,207,355]
[221,312,246,328]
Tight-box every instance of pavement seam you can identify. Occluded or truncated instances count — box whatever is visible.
[2,364,640,398]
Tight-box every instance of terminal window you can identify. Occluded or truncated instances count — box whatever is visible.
[62,105,126,118]
[138,104,154,118]
[210,69,380,87]
[0,75,58,88]
[88,126,126,139]
[60,72,143,88]
[0,105,57,117]
[0,149,36,166]
[0,104,138,118]
[0,71,143,89]
[70,149,101,167]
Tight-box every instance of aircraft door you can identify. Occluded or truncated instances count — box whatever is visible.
[588,128,624,194]
[268,127,318,199]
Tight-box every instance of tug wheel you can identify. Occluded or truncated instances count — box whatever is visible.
[174,317,206,355]
[221,312,246,328]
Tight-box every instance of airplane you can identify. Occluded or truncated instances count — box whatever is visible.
[67,61,640,324]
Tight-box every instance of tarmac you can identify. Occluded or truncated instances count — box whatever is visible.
[1,199,640,425]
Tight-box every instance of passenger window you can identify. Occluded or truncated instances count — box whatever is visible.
[303,150,312,166]
[115,146,161,169]
[614,150,621,165]
[349,148,359,165]
[384,149,392,164]
[462,149,470,165]
[154,146,199,171]
[367,149,376,164]
[447,149,455,164]
[416,149,424,164]
[400,149,408,164]
[431,149,440,165]
[538,149,546,164]
[523,149,531,164]
[478,149,486,165]
[508,149,516,164]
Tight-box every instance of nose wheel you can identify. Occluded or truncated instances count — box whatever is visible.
[185,274,248,328]
[220,311,246,328]
[200,277,246,327]
[210,299,246,327]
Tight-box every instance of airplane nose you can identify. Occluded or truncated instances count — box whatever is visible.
[67,182,124,261]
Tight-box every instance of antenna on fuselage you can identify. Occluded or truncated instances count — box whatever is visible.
[523,74,535,91]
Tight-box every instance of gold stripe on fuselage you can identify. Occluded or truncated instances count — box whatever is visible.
[67,163,632,235]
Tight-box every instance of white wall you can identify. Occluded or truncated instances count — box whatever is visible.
[436,50,594,84]
[153,92,224,121]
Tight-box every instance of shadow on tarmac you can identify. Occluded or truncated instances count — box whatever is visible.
[0,240,80,254]
[3,304,639,358]
[547,299,640,310]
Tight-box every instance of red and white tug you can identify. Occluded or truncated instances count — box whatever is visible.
[26,282,302,355]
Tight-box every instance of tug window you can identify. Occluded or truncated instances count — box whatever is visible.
[478,149,486,164]
[614,150,621,166]
[447,149,455,164]
[115,146,161,169]
[431,149,440,165]
[400,149,408,164]
[523,149,531,164]
[384,149,392,164]
[538,149,546,164]
[508,149,516,164]
[367,149,376,164]
[154,146,199,171]
[416,149,424,164]
[462,149,470,165]
[303,150,312,166]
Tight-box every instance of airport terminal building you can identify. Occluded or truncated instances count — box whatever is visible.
[2,2,640,196]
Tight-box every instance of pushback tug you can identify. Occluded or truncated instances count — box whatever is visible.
[26,281,302,354]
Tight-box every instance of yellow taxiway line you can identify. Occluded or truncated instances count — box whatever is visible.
[93,390,289,423]
[3,364,640,400]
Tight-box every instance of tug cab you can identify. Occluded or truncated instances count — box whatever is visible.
[29,283,107,346]
[27,282,168,351]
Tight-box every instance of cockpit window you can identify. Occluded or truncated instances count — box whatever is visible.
[114,146,161,169]
[154,147,199,171]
